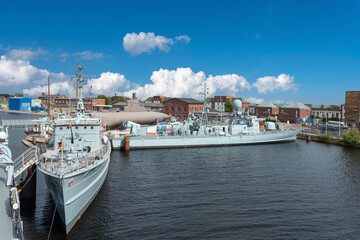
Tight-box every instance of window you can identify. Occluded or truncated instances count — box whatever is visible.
[184,107,186,112]
[171,107,174,111]
[177,107,180,111]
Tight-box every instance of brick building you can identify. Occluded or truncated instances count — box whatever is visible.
[255,103,279,118]
[162,98,203,121]
[345,91,360,126]
[279,102,311,123]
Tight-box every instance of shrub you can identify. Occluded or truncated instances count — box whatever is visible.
[342,129,360,145]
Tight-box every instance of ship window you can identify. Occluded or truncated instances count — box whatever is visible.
[91,127,94,129]
[60,127,63,130]
[84,126,87,129]
[75,126,78,129]
[67,127,69,129]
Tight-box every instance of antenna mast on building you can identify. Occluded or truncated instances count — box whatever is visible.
[199,82,209,125]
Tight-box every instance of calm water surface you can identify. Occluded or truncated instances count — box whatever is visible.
[2,112,360,239]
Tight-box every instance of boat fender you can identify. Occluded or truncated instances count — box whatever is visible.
[102,136,109,145]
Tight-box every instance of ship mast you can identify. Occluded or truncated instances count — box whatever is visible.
[76,65,85,118]
[199,82,208,125]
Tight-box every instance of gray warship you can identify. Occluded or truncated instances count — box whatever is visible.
[113,84,300,150]
[37,66,111,234]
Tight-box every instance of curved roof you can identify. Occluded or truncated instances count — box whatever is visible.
[280,102,310,109]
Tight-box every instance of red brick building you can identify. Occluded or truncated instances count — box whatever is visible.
[255,103,279,118]
[279,102,311,123]
[345,91,360,126]
[163,98,203,121]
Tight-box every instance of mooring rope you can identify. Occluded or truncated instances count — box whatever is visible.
[17,167,37,194]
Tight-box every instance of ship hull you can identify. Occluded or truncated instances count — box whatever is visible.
[126,130,300,150]
[38,152,110,234]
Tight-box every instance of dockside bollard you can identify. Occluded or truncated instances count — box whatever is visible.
[124,136,130,151]
[307,135,311,142]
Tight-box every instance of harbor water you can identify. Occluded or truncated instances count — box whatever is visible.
[2,112,360,239]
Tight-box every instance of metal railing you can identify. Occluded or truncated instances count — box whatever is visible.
[1,119,48,127]
[13,147,38,178]
[38,142,111,175]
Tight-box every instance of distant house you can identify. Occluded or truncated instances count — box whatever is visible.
[162,98,203,121]
[279,102,311,123]
[255,103,279,118]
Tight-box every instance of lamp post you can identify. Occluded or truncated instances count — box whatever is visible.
[326,110,328,135]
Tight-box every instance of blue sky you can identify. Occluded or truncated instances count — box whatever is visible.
[0,0,359,105]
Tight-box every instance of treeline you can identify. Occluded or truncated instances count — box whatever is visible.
[97,95,127,105]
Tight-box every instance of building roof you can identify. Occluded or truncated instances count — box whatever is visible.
[256,102,278,108]
[112,102,127,106]
[280,102,310,109]
[164,98,203,104]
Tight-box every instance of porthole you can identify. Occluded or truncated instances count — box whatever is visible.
[84,126,87,129]
[60,127,63,130]
[91,126,94,129]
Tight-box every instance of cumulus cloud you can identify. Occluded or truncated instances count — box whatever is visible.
[58,52,69,62]
[123,68,251,100]
[245,97,265,104]
[175,35,191,43]
[6,48,48,61]
[253,74,296,94]
[23,81,75,97]
[74,51,104,60]
[0,55,66,87]
[86,72,131,96]
[206,74,251,96]
[123,32,175,55]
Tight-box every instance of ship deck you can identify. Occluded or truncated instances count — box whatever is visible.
[0,167,14,239]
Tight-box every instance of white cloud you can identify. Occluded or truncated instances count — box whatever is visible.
[246,97,265,104]
[86,72,131,96]
[6,48,48,61]
[74,51,104,60]
[123,32,174,55]
[175,35,191,43]
[206,74,251,96]
[123,68,251,100]
[253,74,296,94]
[58,52,69,62]
[23,81,75,97]
[0,55,66,87]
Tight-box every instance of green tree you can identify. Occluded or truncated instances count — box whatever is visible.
[327,105,340,110]
[224,100,234,112]
[97,95,109,105]
[320,104,325,109]
[15,93,24,97]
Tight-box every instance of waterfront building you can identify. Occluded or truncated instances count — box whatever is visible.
[31,98,42,107]
[8,97,31,111]
[279,102,311,123]
[162,98,203,121]
[310,108,342,121]
[255,103,279,118]
[344,91,360,126]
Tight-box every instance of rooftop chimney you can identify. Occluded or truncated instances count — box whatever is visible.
[132,93,137,100]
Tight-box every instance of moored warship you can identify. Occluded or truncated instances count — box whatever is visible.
[113,84,301,150]
[37,65,111,234]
